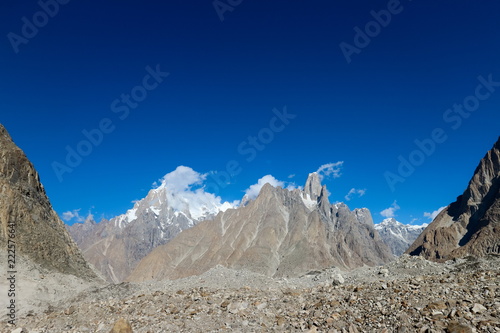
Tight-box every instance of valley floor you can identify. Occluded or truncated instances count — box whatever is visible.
[3,255,500,333]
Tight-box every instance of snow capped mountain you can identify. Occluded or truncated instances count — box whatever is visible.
[375,218,427,256]
[68,166,237,283]
[112,177,236,230]
[376,218,428,232]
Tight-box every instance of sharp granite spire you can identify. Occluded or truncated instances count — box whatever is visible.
[304,172,323,200]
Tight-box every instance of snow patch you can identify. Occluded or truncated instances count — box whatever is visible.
[407,223,428,230]
[301,193,317,210]
[150,207,160,216]
[123,208,137,224]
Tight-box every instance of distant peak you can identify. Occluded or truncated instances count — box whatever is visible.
[84,216,97,225]
[380,218,399,225]
[259,182,276,195]
[304,172,322,199]
[378,218,428,229]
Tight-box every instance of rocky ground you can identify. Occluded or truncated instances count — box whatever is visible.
[3,255,500,332]
[0,252,104,324]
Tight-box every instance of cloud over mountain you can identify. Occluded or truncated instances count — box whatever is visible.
[345,188,366,201]
[316,162,343,180]
[380,201,400,219]
[156,166,238,215]
[244,175,298,200]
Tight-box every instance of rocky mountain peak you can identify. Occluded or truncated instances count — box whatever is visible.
[68,168,236,282]
[304,172,322,199]
[380,218,399,225]
[375,218,427,256]
[353,208,374,225]
[1,125,43,192]
[461,137,500,211]
[0,124,97,279]
[260,182,278,196]
[407,136,500,260]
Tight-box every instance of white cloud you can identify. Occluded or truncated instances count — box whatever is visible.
[244,175,285,200]
[380,201,400,219]
[61,208,93,223]
[243,175,300,200]
[161,165,206,192]
[62,209,82,222]
[344,188,366,201]
[156,166,238,218]
[288,174,296,179]
[316,162,344,180]
[424,206,446,220]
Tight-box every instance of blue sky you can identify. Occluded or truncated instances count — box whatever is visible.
[1,0,499,226]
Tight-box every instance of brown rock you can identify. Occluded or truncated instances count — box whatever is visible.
[426,301,447,310]
[64,306,76,315]
[109,318,133,333]
[446,321,473,333]
[348,324,359,333]
[331,313,341,321]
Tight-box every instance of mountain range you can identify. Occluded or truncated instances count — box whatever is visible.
[374,218,427,256]
[127,172,394,282]
[68,167,435,282]
[70,171,396,282]
[3,120,498,289]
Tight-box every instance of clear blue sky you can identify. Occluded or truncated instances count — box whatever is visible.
[1,0,499,225]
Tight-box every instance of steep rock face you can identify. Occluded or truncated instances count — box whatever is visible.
[375,218,427,256]
[68,181,233,283]
[407,137,500,260]
[127,175,393,282]
[0,124,96,279]
[304,172,323,199]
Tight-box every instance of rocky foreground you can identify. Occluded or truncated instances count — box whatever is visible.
[4,255,500,333]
